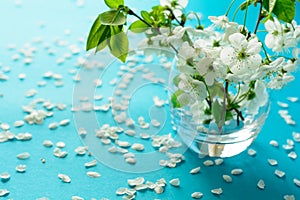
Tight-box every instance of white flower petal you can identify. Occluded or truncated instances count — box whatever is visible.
[229,33,247,50]
[247,38,262,54]
[205,71,215,86]
[220,47,235,65]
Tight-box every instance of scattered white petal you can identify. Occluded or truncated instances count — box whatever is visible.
[214,158,224,165]
[56,141,66,148]
[275,169,285,178]
[169,178,180,187]
[71,196,84,200]
[293,178,300,187]
[16,152,30,160]
[131,143,144,151]
[108,146,118,153]
[16,164,26,173]
[154,186,164,194]
[203,160,214,166]
[153,96,165,107]
[139,133,150,140]
[128,177,144,186]
[292,132,300,142]
[0,172,10,181]
[287,97,298,103]
[18,73,26,80]
[257,179,265,189]
[53,148,68,158]
[191,192,203,199]
[48,122,58,130]
[282,144,294,150]
[269,140,279,147]
[59,119,70,126]
[0,189,10,197]
[222,175,232,183]
[43,140,53,147]
[74,146,88,155]
[123,152,135,159]
[268,159,278,166]
[125,157,136,164]
[16,132,32,141]
[277,101,289,108]
[135,184,148,191]
[116,187,128,195]
[247,148,256,156]
[288,151,297,160]
[287,139,294,146]
[231,168,243,175]
[58,174,71,183]
[151,119,161,127]
[116,140,131,148]
[85,160,97,168]
[86,171,101,178]
[14,120,25,127]
[125,130,136,136]
[25,89,37,98]
[211,188,222,195]
[283,194,295,200]
[0,123,10,131]
[78,127,87,137]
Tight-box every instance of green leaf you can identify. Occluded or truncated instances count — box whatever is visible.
[129,20,150,33]
[263,0,295,22]
[204,108,212,115]
[212,100,225,131]
[208,83,224,99]
[228,103,240,110]
[86,15,102,51]
[273,0,295,22]
[171,90,185,108]
[100,10,126,25]
[96,40,107,52]
[203,119,212,125]
[262,0,277,12]
[172,75,181,87]
[268,0,277,13]
[247,91,256,100]
[141,11,153,24]
[240,0,254,10]
[94,25,111,53]
[225,110,233,121]
[108,27,129,62]
[96,25,122,53]
[104,0,124,8]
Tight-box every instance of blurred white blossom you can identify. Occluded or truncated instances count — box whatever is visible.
[220,33,262,80]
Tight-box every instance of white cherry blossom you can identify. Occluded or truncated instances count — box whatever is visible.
[178,41,196,60]
[167,26,193,46]
[246,81,268,115]
[268,74,295,89]
[195,58,216,86]
[160,0,188,8]
[209,15,236,29]
[264,17,296,52]
[220,33,262,80]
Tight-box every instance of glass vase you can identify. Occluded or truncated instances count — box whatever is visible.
[168,62,271,158]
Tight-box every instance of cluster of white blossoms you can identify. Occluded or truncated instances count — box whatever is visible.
[174,16,299,86]
[143,12,299,123]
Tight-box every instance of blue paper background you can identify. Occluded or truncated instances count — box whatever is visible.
[0,0,300,199]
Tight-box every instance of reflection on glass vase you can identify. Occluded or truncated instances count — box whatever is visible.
[169,62,270,158]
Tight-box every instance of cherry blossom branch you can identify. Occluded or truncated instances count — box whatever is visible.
[128,9,152,27]
[128,9,179,54]
[166,7,183,26]
[225,0,237,16]
[253,0,263,34]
